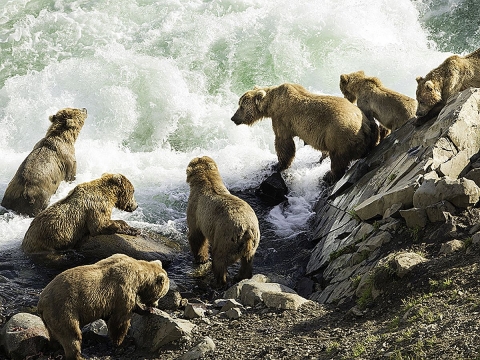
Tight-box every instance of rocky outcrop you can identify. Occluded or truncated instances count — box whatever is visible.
[306,88,480,306]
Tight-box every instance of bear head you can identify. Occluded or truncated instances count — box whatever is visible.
[186,156,219,185]
[136,260,170,308]
[339,71,365,103]
[415,76,442,117]
[231,86,268,126]
[103,173,138,212]
[47,107,87,137]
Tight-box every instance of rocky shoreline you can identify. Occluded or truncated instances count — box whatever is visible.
[2,88,480,359]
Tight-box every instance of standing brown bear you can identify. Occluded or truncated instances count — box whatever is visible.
[340,71,417,134]
[1,107,87,216]
[186,156,260,286]
[415,47,480,126]
[22,173,140,254]
[231,83,379,183]
[37,253,170,360]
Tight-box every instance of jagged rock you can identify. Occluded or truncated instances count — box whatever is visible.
[82,319,108,343]
[0,313,49,360]
[465,168,480,187]
[223,274,269,300]
[392,252,427,278]
[262,292,310,310]
[78,231,179,265]
[439,239,465,255]
[225,308,242,319]
[383,203,403,219]
[184,302,206,319]
[157,280,184,310]
[255,172,288,205]
[425,200,456,223]
[130,308,195,352]
[354,183,416,221]
[356,231,392,253]
[399,207,428,228]
[220,299,244,313]
[240,282,296,307]
[179,336,216,360]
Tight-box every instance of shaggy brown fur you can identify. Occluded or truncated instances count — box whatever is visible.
[37,254,169,360]
[22,173,139,254]
[186,156,260,286]
[231,83,379,182]
[340,71,417,133]
[415,48,480,126]
[1,108,87,216]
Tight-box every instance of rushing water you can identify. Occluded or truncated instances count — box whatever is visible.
[0,0,478,289]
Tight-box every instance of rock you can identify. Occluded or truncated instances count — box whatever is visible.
[393,252,427,278]
[78,231,178,265]
[295,277,315,298]
[399,207,428,228]
[179,336,216,360]
[0,312,49,360]
[156,280,184,310]
[262,292,310,310]
[225,308,242,319]
[220,299,244,313]
[223,274,269,300]
[356,231,392,253]
[240,282,297,307]
[413,177,480,209]
[354,183,416,221]
[82,319,108,343]
[130,308,195,352]
[184,303,206,319]
[425,200,456,223]
[439,239,465,255]
[255,172,288,205]
[383,203,403,219]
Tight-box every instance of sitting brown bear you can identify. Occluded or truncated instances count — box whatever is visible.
[1,107,87,216]
[340,71,417,134]
[186,156,260,286]
[37,253,170,360]
[231,83,379,183]
[415,47,480,126]
[22,173,140,254]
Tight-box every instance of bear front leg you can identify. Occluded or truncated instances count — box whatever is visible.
[99,220,140,236]
[108,315,131,346]
[188,228,209,263]
[65,160,77,182]
[274,135,296,171]
[212,258,228,287]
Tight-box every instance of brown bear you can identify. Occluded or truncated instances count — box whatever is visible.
[415,47,480,126]
[22,173,140,254]
[339,71,417,133]
[37,253,169,360]
[231,83,379,182]
[1,107,87,216]
[186,156,260,286]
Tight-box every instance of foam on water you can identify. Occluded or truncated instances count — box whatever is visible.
[0,0,472,250]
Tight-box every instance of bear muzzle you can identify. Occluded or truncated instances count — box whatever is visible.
[125,201,138,212]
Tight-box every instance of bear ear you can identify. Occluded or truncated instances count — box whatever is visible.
[416,76,424,83]
[110,173,123,186]
[425,80,434,91]
[254,89,267,107]
[49,115,55,123]
[152,259,163,267]
[340,74,349,84]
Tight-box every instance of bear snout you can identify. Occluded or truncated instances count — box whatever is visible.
[82,108,87,115]
[125,201,138,212]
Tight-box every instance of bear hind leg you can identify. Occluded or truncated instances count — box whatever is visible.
[188,229,209,263]
[324,151,350,184]
[235,256,253,282]
[52,322,84,360]
[108,315,131,346]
